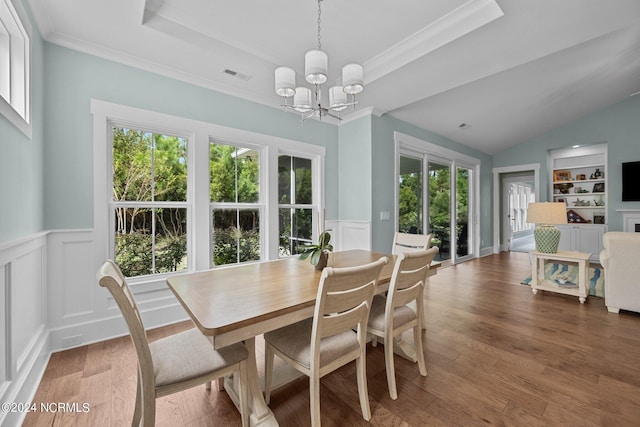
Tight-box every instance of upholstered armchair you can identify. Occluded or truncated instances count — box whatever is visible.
[599,232,640,314]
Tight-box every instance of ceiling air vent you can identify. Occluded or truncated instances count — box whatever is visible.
[222,68,252,81]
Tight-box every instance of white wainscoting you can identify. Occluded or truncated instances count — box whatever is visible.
[324,220,371,252]
[0,232,50,427]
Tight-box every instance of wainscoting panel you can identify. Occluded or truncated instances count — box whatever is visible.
[337,221,371,251]
[0,232,50,427]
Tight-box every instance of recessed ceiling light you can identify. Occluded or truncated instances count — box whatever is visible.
[572,145,580,148]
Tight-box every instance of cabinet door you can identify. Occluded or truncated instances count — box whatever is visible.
[575,225,605,256]
[556,225,574,251]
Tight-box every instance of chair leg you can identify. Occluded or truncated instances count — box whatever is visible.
[264,343,274,404]
[132,371,142,427]
[413,325,427,377]
[238,360,250,427]
[310,371,322,427]
[356,352,371,421]
[384,331,398,400]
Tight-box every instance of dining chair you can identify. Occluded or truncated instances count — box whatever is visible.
[367,247,438,400]
[97,260,249,427]
[263,257,388,427]
[391,231,433,255]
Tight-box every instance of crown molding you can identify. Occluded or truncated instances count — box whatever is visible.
[363,0,503,84]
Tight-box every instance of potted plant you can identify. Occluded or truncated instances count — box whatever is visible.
[299,231,333,270]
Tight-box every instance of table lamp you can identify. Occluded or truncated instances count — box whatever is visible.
[526,202,568,253]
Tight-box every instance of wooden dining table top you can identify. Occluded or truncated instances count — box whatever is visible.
[166,250,395,339]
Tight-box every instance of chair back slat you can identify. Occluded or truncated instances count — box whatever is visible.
[392,232,432,255]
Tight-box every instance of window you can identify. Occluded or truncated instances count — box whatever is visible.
[111,127,189,278]
[93,100,325,279]
[210,142,261,266]
[0,0,31,136]
[278,155,315,256]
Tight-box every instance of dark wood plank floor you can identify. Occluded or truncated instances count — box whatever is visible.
[24,251,640,426]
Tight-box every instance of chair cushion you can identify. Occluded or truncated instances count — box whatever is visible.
[150,328,248,388]
[367,295,417,331]
[264,318,359,369]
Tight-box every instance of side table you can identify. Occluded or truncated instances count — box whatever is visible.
[530,250,591,303]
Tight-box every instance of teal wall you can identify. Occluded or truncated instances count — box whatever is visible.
[41,43,338,230]
[371,114,493,253]
[493,95,640,232]
[0,2,44,243]
[337,115,372,221]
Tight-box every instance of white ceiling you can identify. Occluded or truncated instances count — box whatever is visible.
[28,0,640,154]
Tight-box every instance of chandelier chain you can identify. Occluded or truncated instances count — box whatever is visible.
[317,0,322,50]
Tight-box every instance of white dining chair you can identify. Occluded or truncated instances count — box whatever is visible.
[392,231,433,254]
[97,260,249,427]
[263,257,388,427]
[367,247,438,400]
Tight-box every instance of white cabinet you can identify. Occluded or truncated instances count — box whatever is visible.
[557,224,605,261]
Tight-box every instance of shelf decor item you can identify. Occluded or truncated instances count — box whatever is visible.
[553,170,572,181]
[527,202,568,253]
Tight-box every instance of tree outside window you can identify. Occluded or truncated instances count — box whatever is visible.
[112,128,188,277]
[278,155,313,256]
[210,143,261,266]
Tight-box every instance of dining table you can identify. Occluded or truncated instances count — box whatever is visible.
[166,249,438,426]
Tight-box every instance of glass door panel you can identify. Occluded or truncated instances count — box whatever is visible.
[398,155,424,234]
[456,166,471,258]
[429,161,451,261]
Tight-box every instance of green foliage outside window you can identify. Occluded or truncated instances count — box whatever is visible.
[112,128,188,277]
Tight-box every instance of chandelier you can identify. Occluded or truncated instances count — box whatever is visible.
[274,0,364,122]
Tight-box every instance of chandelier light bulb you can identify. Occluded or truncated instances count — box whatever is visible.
[275,67,296,98]
[305,50,328,85]
[329,86,348,111]
[342,63,364,95]
[293,87,313,113]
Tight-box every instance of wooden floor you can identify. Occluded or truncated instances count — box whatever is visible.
[24,251,640,426]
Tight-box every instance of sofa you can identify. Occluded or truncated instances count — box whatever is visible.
[599,232,640,313]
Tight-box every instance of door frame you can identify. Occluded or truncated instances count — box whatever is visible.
[492,163,540,253]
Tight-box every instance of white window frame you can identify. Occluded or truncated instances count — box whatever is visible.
[0,0,31,137]
[92,99,325,281]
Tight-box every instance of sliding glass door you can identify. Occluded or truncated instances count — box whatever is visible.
[398,151,475,264]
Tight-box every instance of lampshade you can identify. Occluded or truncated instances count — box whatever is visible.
[275,67,296,98]
[305,50,328,85]
[526,202,568,225]
[329,86,348,111]
[342,63,364,95]
[293,87,313,113]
